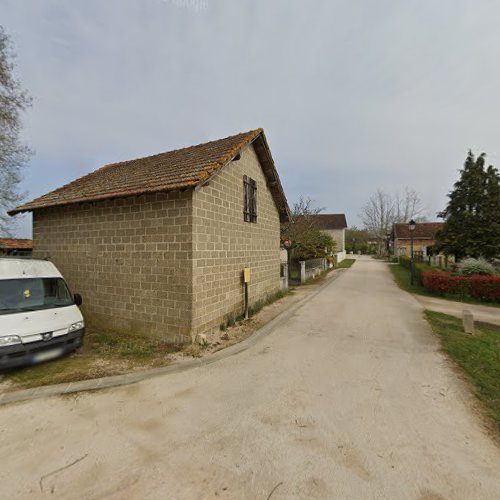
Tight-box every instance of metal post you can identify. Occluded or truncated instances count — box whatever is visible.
[243,267,251,320]
[244,281,249,320]
[410,232,415,285]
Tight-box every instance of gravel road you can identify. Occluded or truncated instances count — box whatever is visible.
[1,256,499,499]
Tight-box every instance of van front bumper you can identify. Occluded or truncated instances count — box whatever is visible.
[0,328,85,370]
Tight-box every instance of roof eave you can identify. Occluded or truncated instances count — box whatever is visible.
[395,236,436,240]
[8,182,199,216]
[8,128,291,223]
[251,132,290,222]
[194,129,290,223]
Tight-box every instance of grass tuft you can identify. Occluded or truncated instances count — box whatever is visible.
[219,289,291,330]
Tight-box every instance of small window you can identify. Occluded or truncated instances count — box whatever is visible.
[243,175,257,223]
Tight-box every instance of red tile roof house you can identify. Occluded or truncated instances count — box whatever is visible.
[9,129,290,343]
[391,222,444,258]
[0,238,33,256]
[310,214,348,263]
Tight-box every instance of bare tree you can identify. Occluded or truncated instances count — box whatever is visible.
[360,187,427,254]
[393,187,426,223]
[360,189,394,240]
[281,196,335,260]
[0,25,31,235]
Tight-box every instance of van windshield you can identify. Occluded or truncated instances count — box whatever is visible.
[0,278,74,315]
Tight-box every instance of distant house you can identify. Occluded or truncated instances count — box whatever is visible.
[0,238,33,257]
[9,129,289,341]
[391,222,444,258]
[310,214,348,263]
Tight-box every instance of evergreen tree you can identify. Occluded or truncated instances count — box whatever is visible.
[436,151,500,259]
[483,164,500,257]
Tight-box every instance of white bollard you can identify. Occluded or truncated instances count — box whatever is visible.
[463,310,475,335]
[300,261,306,284]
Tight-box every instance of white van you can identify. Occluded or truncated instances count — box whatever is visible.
[0,258,85,369]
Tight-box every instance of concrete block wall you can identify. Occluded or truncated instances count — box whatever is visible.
[32,145,282,340]
[191,143,281,334]
[33,191,193,342]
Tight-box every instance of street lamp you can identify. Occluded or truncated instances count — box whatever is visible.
[409,219,416,285]
[352,238,356,254]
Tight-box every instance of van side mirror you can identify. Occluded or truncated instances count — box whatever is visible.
[74,293,83,306]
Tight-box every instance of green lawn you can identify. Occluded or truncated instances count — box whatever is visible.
[425,311,500,437]
[336,258,356,269]
[388,263,500,308]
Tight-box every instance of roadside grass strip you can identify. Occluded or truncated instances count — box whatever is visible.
[425,310,500,438]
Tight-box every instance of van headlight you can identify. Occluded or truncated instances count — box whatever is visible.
[68,321,85,333]
[0,335,22,347]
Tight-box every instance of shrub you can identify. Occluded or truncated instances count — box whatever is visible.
[398,257,432,285]
[422,272,471,298]
[469,276,500,301]
[414,263,434,286]
[422,271,500,302]
[399,256,411,269]
[459,258,497,277]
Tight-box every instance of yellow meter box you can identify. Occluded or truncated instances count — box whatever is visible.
[243,267,251,283]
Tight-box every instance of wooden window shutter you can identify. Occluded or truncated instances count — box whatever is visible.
[243,175,257,223]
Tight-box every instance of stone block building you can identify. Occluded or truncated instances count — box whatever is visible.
[9,129,289,341]
[391,222,444,258]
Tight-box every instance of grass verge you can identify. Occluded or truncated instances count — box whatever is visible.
[389,263,500,308]
[425,310,500,437]
[336,258,355,269]
[0,330,179,390]
[221,289,292,329]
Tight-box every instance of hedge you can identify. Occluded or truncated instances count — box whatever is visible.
[414,263,434,286]
[422,271,500,302]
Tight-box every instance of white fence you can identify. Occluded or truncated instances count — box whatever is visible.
[299,258,327,283]
[335,250,346,263]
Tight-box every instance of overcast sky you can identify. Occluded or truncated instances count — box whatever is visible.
[2,0,500,237]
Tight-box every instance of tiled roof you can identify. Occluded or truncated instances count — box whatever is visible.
[311,214,347,230]
[9,129,290,222]
[393,222,443,239]
[0,238,33,250]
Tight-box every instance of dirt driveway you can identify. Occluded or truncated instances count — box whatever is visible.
[0,256,499,499]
